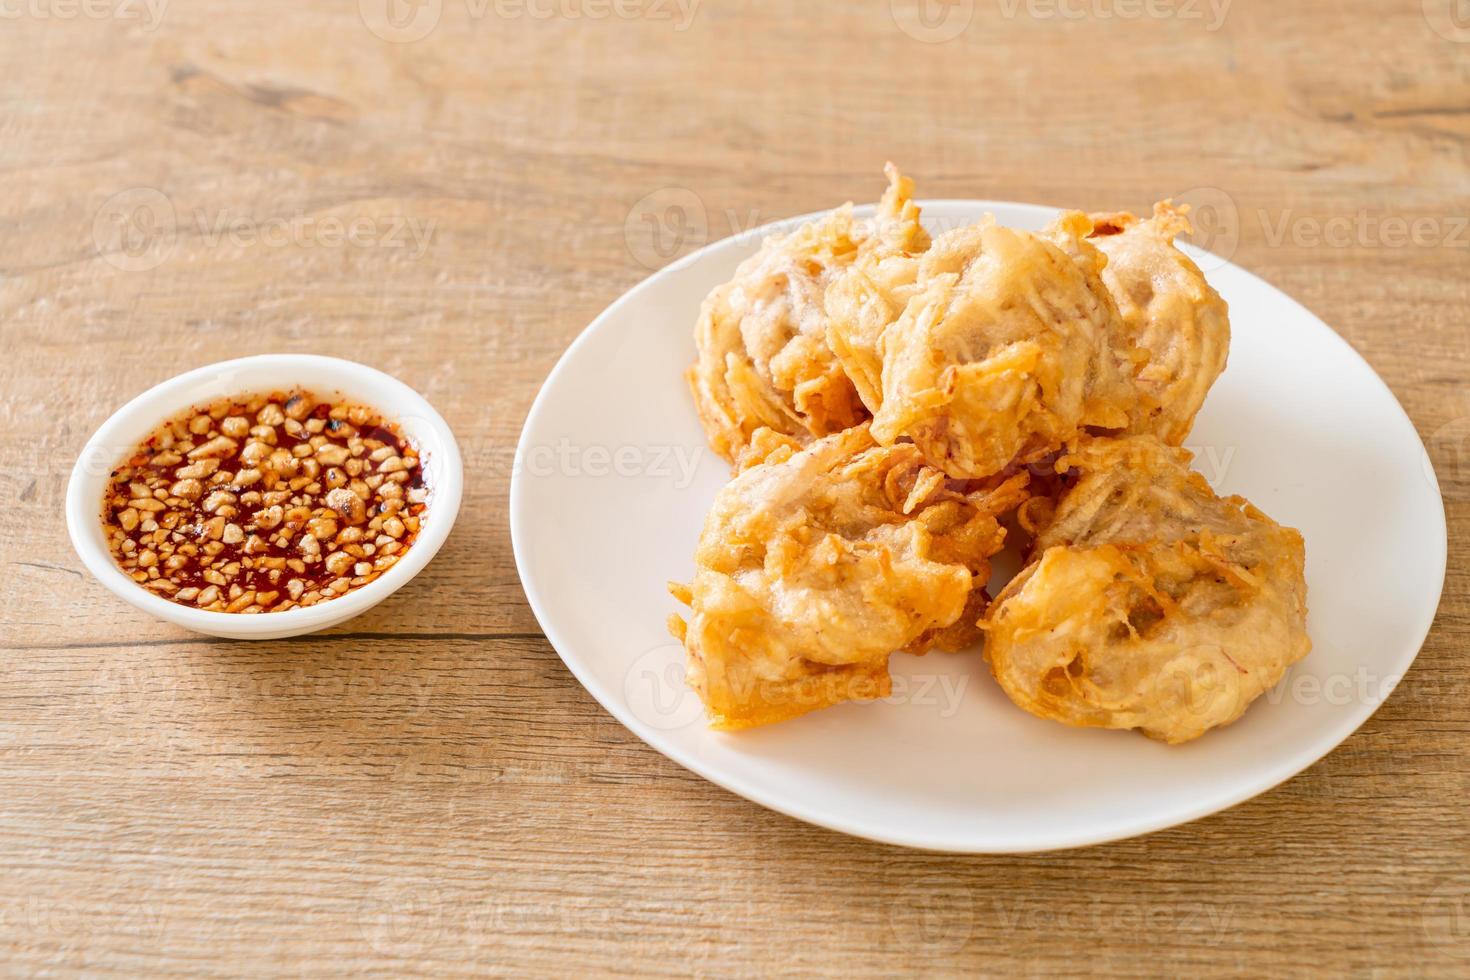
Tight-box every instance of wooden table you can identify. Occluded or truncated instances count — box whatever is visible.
[3,1,1467,974]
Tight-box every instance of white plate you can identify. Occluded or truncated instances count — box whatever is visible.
[511,201,1447,853]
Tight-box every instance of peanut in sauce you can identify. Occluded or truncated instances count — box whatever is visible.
[101,390,428,614]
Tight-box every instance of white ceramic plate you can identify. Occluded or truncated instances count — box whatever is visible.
[511,201,1447,853]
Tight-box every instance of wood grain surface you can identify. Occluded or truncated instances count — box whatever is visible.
[2,0,1468,974]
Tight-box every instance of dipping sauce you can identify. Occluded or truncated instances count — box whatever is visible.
[101,390,428,613]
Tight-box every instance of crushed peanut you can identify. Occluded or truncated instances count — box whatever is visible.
[101,390,429,614]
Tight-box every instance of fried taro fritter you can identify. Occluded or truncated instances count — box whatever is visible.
[669,424,1027,729]
[822,209,927,414]
[855,214,1132,480]
[672,180,1304,742]
[1088,202,1231,445]
[687,165,930,464]
[983,435,1310,744]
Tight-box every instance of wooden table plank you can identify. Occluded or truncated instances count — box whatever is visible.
[2,0,1468,974]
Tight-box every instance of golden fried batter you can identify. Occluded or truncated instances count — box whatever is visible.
[687,165,929,464]
[983,435,1310,743]
[673,179,1302,743]
[669,424,1027,729]
[855,213,1131,480]
[1088,202,1231,445]
[823,205,927,414]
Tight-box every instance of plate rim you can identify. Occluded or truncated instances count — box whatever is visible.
[510,199,1450,853]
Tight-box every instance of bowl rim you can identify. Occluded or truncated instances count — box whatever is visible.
[66,353,463,636]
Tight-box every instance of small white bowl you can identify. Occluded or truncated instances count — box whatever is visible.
[67,354,463,640]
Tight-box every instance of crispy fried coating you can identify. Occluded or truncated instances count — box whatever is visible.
[687,165,930,464]
[675,181,1299,742]
[851,213,1130,480]
[1088,202,1231,445]
[670,424,1027,729]
[823,205,928,414]
[982,436,1310,743]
